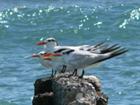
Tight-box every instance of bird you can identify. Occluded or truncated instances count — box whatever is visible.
[34,37,128,78]
[35,37,107,74]
[33,38,128,77]
[36,37,108,53]
[32,51,65,77]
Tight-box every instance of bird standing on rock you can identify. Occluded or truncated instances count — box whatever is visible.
[33,37,128,78]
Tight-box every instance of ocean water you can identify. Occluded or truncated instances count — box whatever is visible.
[0,0,140,105]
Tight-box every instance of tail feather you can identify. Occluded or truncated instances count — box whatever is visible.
[87,41,107,51]
[108,44,119,49]
[101,44,122,53]
[93,48,128,64]
[94,41,106,48]
[111,48,128,57]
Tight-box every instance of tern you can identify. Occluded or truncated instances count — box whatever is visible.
[34,37,128,77]
[37,37,111,53]
[32,51,64,77]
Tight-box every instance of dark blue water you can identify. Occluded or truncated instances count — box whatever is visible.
[0,0,140,105]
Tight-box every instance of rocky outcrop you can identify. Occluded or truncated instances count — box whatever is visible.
[32,73,108,105]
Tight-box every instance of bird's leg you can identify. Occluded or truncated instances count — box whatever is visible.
[54,70,57,76]
[51,69,54,78]
[51,69,57,78]
[78,70,85,78]
[60,65,67,73]
[73,69,78,76]
[68,69,77,77]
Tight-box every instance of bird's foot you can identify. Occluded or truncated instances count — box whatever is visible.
[73,69,78,76]
[60,65,67,73]
[78,70,85,79]
[68,69,77,77]
[50,69,57,79]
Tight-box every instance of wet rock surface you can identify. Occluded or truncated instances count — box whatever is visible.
[32,73,108,105]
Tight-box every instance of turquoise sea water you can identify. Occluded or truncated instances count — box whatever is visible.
[0,0,140,105]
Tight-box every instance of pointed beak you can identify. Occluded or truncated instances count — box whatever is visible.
[42,53,53,61]
[36,41,46,46]
[32,54,40,57]
[43,53,63,60]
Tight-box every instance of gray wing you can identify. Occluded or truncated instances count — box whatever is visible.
[79,42,127,55]
[63,46,128,69]
[79,41,108,53]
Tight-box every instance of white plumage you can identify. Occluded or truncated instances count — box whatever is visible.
[33,37,127,74]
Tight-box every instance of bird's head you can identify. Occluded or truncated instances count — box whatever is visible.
[37,37,58,48]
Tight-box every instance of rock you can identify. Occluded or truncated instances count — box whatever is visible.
[32,78,54,105]
[32,73,108,105]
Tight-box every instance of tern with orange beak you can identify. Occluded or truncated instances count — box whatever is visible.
[34,37,128,78]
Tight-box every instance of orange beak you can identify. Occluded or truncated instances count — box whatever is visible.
[42,53,63,60]
[36,41,46,45]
